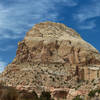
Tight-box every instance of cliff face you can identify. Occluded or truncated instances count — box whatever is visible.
[13,21,100,65]
[1,22,100,92]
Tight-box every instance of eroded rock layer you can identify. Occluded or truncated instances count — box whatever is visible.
[1,22,100,92]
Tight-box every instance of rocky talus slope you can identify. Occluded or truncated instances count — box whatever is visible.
[0,22,100,93]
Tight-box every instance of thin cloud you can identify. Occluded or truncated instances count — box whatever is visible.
[0,0,78,39]
[0,45,15,51]
[0,0,78,72]
[54,0,78,6]
[74,2,100,22]
[79,20,96,30]
[73,0,100,29]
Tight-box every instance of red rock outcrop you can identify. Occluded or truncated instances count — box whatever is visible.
[0,21,100,93]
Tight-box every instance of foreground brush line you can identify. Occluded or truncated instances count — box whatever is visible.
[1,84,100,100]
[0,84,54,100]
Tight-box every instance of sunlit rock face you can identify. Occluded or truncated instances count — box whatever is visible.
[13,21,100,65]
[1,22,100,93]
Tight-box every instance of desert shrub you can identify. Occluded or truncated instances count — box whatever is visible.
[91,79,94,83]
[31,91,39,100]
[75,84,81,90]
[88,89,100,98]
[93,83,96,86]
[0,85,39,100]
[97,89,100,93]
[18,90,38,100]
[0,85,55,100]
[88,90,97,97]
[73,95,83,100]
[86,80,89,84]
[68,85,72,88]
[0,81,6,86]
[39,91,53,100]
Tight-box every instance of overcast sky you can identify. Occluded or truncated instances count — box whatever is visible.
[0,0,100,72]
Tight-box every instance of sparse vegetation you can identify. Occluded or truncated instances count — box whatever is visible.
[88,89,100,98]
[39,91,54,100]
[88,90,96,97]
[85,80,89,84]
[68,85,72,88]
[0,84,54,100]
[91,79,94,83]
[73,95,83,100]
[75,84,81,90]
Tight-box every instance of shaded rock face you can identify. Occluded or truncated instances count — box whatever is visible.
[1,22,100,92]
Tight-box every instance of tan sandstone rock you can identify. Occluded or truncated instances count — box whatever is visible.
[0,21,100,93]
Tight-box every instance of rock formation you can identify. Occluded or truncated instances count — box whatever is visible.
[0,21,100,93]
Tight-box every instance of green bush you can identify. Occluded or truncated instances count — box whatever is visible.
[88,90,96,97]
[88,89,100,97]
[18,90,39,100]
[31,91,39,100]
[97,89,100,93]
[73,95,83,100]
[39,91,53,100]
[0,84,55,100]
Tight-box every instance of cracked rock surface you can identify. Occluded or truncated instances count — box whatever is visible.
[0,21,100,93]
